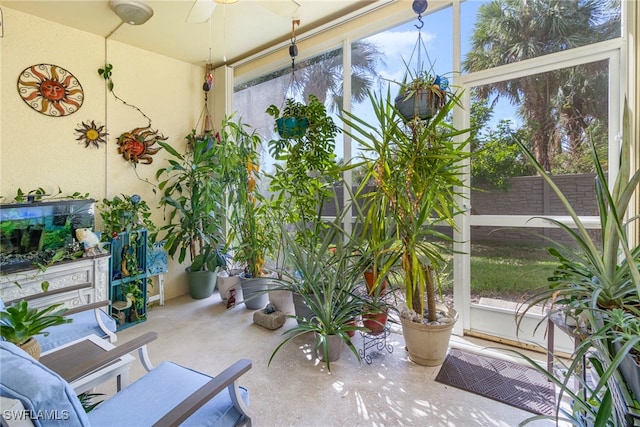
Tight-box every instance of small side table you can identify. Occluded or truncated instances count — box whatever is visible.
[41,334,135,394]
[359,327,393,364]
[547,312,589,399]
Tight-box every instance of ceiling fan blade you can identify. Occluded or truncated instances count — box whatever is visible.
[256,0,301,18]
[186,0,217,23]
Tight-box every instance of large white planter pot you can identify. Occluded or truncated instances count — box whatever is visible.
[401,305,458,366]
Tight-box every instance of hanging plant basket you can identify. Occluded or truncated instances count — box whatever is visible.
[276,116,309,138]
[395,89,442,122]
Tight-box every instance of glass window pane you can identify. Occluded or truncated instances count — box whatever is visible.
[470,60,609,216]
[462,0,621,73]
[350,6,453,161]
[469,232,559,302]
[234,48,345,175]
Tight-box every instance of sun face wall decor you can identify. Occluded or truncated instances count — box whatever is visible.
[117,125,166,165]
[75,120,108,149]
[17,64,84,117]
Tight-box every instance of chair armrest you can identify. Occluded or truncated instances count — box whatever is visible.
[64,300,110,316]
[41,332,157,383]
[64,301,118,343]
[151,359,252,427]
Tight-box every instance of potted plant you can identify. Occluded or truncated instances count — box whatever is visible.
[343,87,473,366]
[350,184,399,298]
[98,193,157,244]
[514,104,640,422]
[156,130,227,299]
[265,94,341,309]
[266,97,310,139]
[221,116,276,310]
[0,300,70,359]
[268,215,367,371]
[394,70,452,122]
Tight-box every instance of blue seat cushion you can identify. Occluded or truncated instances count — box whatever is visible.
[37,309,116,353]
[88,361,249,427]
[0,341,90,426]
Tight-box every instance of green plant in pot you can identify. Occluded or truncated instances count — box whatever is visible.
[514,103,640,423]
[0,300,70,360]
[265,93,341,286]
[350,183,400,298]
[98,193,157,244]
[224,117,277,310]
[343,87,473,366]
[394,68,453,122]
[266,96,314,139]
[156,129,227,299]
[268,214,368,371]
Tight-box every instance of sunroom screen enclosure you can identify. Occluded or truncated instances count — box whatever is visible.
[232,0,624,353]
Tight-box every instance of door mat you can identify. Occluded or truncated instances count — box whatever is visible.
[435,348,556,416]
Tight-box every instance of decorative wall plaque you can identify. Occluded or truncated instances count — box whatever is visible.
[17,64,84,117]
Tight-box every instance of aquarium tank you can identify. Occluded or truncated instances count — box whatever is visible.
[0,199,95,274]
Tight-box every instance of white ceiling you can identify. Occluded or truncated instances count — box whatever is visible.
[0,0,387,68]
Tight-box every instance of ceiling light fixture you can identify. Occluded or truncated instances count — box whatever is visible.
[214,0,239,4]
[109,0,154,25]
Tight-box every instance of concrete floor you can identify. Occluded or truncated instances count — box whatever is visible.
[104,290,557,426]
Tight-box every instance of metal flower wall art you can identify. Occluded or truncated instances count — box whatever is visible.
[17,64,84,116]
[117,125,166,165]
[75,120,108,149]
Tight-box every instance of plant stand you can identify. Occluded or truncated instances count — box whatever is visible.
[358,326,393,364]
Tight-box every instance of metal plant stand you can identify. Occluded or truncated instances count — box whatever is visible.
[359,327,393,364]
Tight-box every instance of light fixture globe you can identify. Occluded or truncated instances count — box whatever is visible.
[109,0,154,25]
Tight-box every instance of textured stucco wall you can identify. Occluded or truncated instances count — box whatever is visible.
[0,7,209,301]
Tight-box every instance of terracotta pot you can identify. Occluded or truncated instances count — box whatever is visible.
[362,311,388,335]
[20,337,41,360]
[346,319,358,337]
[363,270,387,296]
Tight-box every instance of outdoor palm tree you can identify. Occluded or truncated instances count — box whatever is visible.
[292,40,382,113]
[463,0,619,172]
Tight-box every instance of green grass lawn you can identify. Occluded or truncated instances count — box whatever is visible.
[437,241,559,302]
[470,242,558,300]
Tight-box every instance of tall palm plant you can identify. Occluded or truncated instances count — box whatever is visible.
[292,41,382,113]
[343,88,473,323]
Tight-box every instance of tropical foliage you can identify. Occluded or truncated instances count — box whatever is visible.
[343,88,473,322]
[464,0,619,173]
[268,215,368,372]
[156,130,226,271]
[515,103,640,425]
[266,94,341,249]
[0,301,70,346]
[224,117,276,278]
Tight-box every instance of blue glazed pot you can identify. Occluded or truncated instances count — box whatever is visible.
[276,117,309,138]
